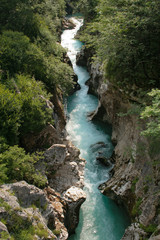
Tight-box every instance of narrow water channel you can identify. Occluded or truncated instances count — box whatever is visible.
[61,17,130,240]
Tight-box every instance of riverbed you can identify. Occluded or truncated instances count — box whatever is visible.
[61,16,130,240]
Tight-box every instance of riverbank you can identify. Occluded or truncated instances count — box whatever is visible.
[77,44,160,240]
[62,17,130,240]
[0,17,86,240]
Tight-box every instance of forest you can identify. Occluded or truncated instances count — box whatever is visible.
[0,0,74,186]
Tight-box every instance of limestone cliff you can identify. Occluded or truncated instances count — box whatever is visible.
[79,46,160,240]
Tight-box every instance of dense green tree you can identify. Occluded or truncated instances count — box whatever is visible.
[0,0,75,187]
[0,74,53,145]
[67,0,98,19]
[0,83,22,145]
[81,0,160,90]
[0,145,47,187]
[0,31,73,91]
[141,89,160,138]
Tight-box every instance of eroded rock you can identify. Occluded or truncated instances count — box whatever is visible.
[62,18,76,30]
[63,186,86,235]
[122,223,147,240]
[46,142,86,193]
[0,181,56,240]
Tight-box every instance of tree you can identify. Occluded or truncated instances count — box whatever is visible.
[0,74,53,145]
[0,145,47,187]
[141,89,160,138]
[81,0,160,90]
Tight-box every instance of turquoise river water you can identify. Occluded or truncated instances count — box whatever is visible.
[61,17,130,240]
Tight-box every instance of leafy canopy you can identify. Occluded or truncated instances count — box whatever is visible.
[0,145,47,188]
[81,0,160,90]
[141,89,160,138]
[0,74,53,145]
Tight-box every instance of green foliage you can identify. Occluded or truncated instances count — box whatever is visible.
[143,185,149,194]
[0,0,75,158]
[0,83,22,145]
[131,197,142,218]
[131,177,139,193]
[68,0,99,19]
[35,223,49,238]
[15,75,53,135]
[140,223,157,235]
[0,231,11,240]
[0,200,51,240]
[0,0,65,40]
[5,210,34,240]
[0,146,47,187]
[0,199,12,211]
[141,89,160,138]
[0,74,53,145]
[81,0,160,90]
[118,104,142,117]
[53,229,61,236]
[0,31,73,92]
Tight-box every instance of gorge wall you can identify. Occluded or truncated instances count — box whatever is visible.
[76,47,160,240]
[0,22,86,240]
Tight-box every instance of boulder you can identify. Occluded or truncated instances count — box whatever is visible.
[46,142,86,193]
[62,18,76,30]
[96,156,112,167]
[44,144,68,167]
[63,186,86,234]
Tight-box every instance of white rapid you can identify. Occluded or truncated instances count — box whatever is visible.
[61,16,130,240]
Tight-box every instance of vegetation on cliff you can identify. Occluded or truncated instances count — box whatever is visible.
[76,0,160,144]
[0,0,74,186]
[72,0,160,238]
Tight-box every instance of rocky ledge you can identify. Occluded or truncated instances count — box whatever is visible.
[0,96,86,239]
[92,82,160,239]
[78,45,160,239]
[44,142,86,194]
[0,181,86,240]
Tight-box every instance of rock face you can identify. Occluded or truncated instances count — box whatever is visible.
[22,123,63,152]
[76,46,103,96]
[0,110,86,239]
[83,51,160,239]
[62,18,76,30]
[0,181,57,240]
[63,186,86,235]
[44,142,86,193]
[0,181,86,240]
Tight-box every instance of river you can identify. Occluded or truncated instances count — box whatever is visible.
[61,16,130,240]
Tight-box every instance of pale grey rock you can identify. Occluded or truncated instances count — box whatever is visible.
[62,18,76,30]
[63,187,86,235]
[44,144,68,166]
[63,186,86,203]
[47,142,86,193]
[0,182,56,240]
[122,223,147,240]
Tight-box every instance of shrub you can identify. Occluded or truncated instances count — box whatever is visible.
[0,146,47,188]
